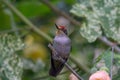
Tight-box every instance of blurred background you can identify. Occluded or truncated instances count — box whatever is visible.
[0,0,120,80]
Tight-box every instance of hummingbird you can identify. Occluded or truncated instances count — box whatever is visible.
[48,24,71,77]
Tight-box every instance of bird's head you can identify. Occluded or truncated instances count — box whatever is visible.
[55,24,67,35]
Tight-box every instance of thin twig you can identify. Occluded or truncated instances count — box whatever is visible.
[98,36,120,53]
[110,47,114,80]
[65,63,83,80]
[48,44,83,80]
[40,0,81,26]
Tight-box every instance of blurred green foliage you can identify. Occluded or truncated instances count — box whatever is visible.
[0,0,120,80]
[15,1,51,21]
[0,8,11,30]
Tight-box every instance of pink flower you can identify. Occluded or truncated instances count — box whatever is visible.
[89,70,111,80]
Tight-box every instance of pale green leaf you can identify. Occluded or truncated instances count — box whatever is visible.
[71,0,120,43]
[91,0,120,43]
[70,3,102,42]
[0,34,24,80]
[80,22,102,42]
[1,54,23,80]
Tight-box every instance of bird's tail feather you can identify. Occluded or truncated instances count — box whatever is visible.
[49,58,65,77]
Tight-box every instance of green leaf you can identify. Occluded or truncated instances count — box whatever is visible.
[93,50,114,72]
[102,51,113,72]
[94,53,103,64]
[15,1,51,21]
[0,8,12,31]
[114,54,120,67]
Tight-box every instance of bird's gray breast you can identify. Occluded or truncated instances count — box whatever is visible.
[53,36,71,58]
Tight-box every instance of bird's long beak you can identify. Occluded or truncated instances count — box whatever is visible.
[55,24,62,35]
[55,24,59,30]
[55,24,62,30]
[55,24,59,35]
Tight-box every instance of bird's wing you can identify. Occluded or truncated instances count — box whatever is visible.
[49,54,67,77]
